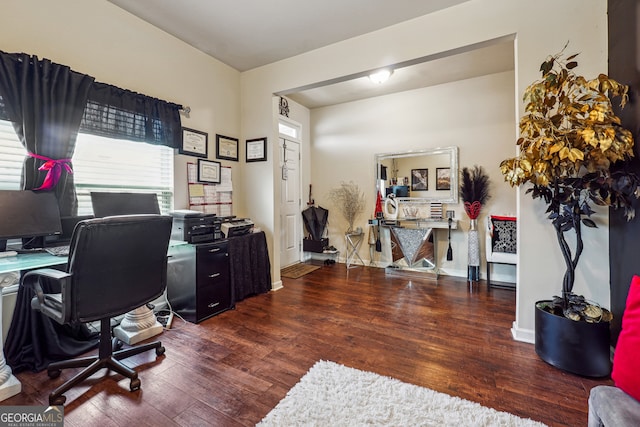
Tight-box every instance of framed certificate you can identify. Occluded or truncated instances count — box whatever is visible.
[180,128,208,158]
[246,137,267,162]
[216,134,239,161]
[197,159,221,184]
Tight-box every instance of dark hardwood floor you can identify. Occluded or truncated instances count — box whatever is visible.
[6,263,611,426]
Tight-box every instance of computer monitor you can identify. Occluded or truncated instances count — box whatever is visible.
[44,215,95,246]
[391,185,409,197]
[90,192,161,217]
[0,190,62,251]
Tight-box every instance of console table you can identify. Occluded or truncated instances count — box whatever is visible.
[370,217,457,277]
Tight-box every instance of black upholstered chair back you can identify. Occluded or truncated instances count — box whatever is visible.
[67,214,172,323]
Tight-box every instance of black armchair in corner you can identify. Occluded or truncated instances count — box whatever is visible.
[23,214,173,406]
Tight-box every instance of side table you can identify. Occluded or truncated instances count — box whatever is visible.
[345,232,365,268]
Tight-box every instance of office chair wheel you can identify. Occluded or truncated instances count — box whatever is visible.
[47,368,61,379]
[130,378,141,391]
[113,337,123,351]
[156,345,165,356]
[49,394,66,406]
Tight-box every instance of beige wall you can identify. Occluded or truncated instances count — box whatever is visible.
[241,0,609,342]
[0,0,241,213]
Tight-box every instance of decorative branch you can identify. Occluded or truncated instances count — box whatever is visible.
[328,181,366,233]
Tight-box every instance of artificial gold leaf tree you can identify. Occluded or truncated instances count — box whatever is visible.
[500,47,640,319]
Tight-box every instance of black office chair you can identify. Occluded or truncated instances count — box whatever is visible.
[22,214,173,405]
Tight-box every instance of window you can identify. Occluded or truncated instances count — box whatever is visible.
[0,119,174,214]
[278,120,299,140]
[73,134,174,215]
[0,120,24,190]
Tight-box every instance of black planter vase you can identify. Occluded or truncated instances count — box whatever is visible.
[535,301,611,377]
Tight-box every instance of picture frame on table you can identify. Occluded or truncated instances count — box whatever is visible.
[436,167,451,190]
[216,134,239,161]
[197,159,221,184]
[180,128,208,158]
[246,137,267,162]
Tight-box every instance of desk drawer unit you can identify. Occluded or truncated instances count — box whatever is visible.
[167,240,234,323]
[195,242,232,321]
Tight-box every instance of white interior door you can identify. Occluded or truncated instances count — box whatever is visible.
[280,137,301,267]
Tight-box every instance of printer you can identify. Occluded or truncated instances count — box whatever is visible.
[170,210,222,243]
[220,218,254,238]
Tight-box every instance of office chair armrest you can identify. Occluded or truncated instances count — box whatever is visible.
[22,268,72,323]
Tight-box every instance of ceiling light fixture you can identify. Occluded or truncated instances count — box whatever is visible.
[369,69,393,84]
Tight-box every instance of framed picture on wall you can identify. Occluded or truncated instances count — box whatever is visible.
[411,169,428,191]
[246,137,267,162]
[216,134,239,161]
[197,159,221,184]
[180,128,208,158]
[436,167,451,190]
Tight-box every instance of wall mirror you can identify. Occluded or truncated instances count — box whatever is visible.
[375,146,459,204]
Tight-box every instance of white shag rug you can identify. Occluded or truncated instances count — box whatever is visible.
[257,360,547,427]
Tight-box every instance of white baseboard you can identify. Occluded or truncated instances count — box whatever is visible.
[437,267,466,278]
[271,280,283,291]
[511,321,535,344]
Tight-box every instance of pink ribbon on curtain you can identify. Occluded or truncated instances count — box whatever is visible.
[28,153,73,190]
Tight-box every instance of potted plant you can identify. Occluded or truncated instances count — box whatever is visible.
[500,47,640,376]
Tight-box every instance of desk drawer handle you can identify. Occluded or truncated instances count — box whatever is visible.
[208,273,221,278]
[209,248,221,253]
[208,302,220,308]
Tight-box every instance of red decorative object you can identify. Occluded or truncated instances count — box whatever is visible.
[464,201,482,219]
[374,191,383,218]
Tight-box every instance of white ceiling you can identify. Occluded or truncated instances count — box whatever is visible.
[107,0,514,109]
[107,0,471,71]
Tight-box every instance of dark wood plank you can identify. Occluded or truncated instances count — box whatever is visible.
[5,264,610,426]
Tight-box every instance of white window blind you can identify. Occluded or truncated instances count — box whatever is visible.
[0,120,24,190]
[73,134,174,215]
[0,119,174,214]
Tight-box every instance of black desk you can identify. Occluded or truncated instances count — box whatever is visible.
[2,241,189,373]
[228,231,271,302]
[229,231,271,301]
[3,234,271,372]
[166,232,271,323]
[2,252,98,373]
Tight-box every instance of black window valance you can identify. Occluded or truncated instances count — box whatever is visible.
[0,51,183,149]
[80,82,182,148]
[0,49,183,214]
